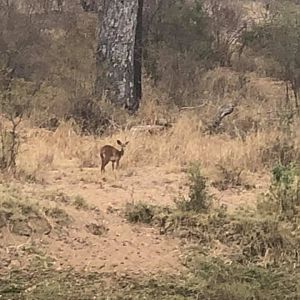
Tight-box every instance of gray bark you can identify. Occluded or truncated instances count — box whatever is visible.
[95,0,143,113]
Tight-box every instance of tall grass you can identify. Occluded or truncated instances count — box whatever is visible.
[16,111,300,177]
[10,68,299,175]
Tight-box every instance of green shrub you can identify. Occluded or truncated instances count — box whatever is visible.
[186,255,300,300]
[45,207,72,226]
[124,202,156,224]
[72,195,89,210]
[175,163,212,212]
[258,163,300,218]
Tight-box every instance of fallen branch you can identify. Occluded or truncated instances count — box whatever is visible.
[179,103,207,111]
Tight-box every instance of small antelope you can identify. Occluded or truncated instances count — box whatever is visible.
[100,140,129,173]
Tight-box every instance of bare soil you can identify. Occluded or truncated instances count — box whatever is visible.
[0,165,268,276]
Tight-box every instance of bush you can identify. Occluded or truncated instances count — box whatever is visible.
[185,255,300,300]
[260,136,298,168]
[124,202,157,224]
[45,207,72,226]
[175,163,212,212]
[258,163,300,218]
[212,163,244,191]
[241,2,300,111]
[72,195,89,210]
[67,97,111,135]
[0,69,34,173]
[0,128,19,172]
[0,185,51,236]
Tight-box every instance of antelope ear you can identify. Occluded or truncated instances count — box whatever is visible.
[117,140,122,145]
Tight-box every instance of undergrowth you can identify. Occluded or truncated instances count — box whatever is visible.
[124,163,300,268]
[0,185,72,236]
[120,162,300,299]
[1,247,300,300]
[175,162,213,212]
[2,164,300,299]
[0,185,41,226]
[258,163,300,219]
[124,202,159,224]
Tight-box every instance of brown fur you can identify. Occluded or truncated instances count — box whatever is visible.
[100,140,129,172]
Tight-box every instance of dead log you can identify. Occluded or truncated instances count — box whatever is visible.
[206,103,235,134]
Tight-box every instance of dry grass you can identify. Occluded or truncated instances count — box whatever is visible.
[15,111,299,179]
[10,68,299,178]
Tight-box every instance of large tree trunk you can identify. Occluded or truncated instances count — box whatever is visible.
[95,0,143,113]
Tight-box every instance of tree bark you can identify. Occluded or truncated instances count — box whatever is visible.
[95,0,143,113]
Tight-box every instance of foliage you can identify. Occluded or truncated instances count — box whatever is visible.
[2,0,298,126]
[205,0,246,67]
[72,195,89,210]
[45,207,72,226]
[260,136,298,168]
[242,2,300,109]
[258,163,300,218]
[212,163,244,190]
[184,256,300,300]
[0,72,34,172]
[124,201,157,224]
[1,260,300,300]
[3,205,300,299]
[0,185,40,219]
[143,0,214,104]
[0,184,52,236]
[175,163,212,212]
[67,97,111,135]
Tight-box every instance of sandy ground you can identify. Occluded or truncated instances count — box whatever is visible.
[0,164,268,276]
